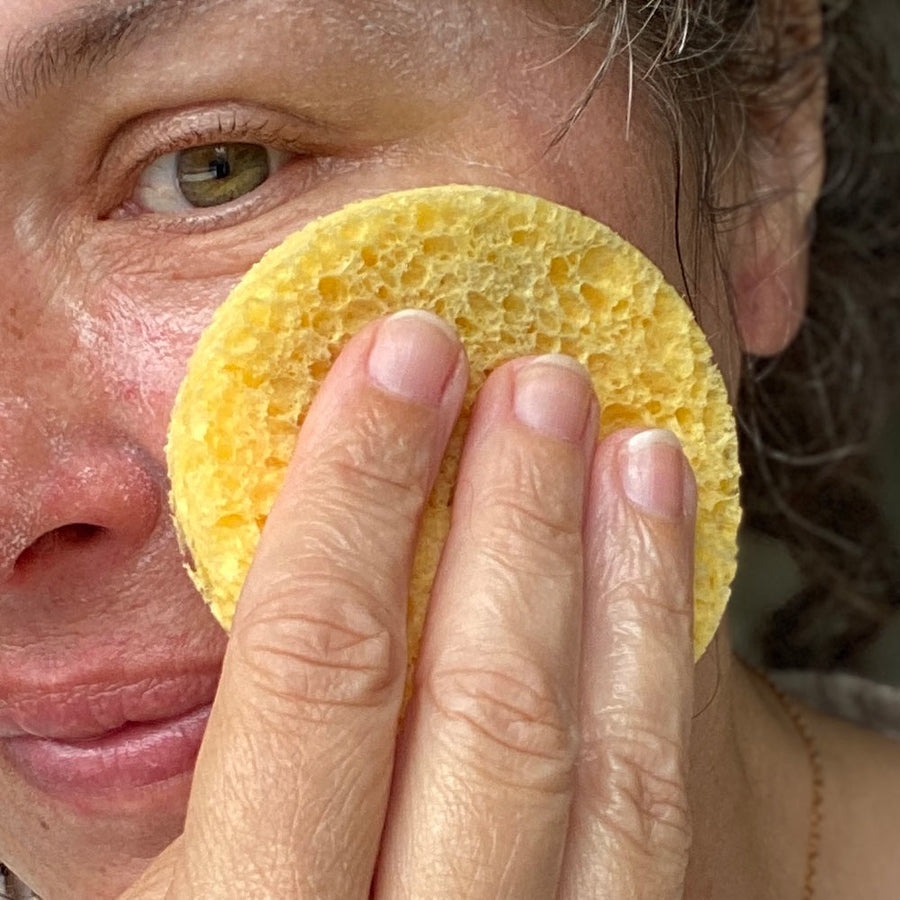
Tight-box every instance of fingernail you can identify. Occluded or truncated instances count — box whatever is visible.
[513,354,594,442]
[368,310,462,405]
[621,429,693,519]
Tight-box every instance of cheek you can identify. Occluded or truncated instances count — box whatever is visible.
[66,201,358,449]
[70,264,239,454]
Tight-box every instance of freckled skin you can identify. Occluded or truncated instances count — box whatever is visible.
[0,1,741,896]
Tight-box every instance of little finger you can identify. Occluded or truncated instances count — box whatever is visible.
[559,428,697,899]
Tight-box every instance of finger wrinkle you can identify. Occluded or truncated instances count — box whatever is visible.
[424,659,577,793]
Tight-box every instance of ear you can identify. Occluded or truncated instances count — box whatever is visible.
[730,0,826,357]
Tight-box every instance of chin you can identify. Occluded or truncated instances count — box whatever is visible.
[0,762,194,899]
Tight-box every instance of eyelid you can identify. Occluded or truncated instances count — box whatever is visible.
[96,102,360,216]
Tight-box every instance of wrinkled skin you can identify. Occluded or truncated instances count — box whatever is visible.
[6,1,897,899]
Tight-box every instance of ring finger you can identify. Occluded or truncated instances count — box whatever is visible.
[375,354,598,899]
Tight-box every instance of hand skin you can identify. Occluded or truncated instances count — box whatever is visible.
[120,311,697,899]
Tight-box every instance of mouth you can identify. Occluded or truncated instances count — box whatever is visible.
[3,704,212,802]
[0,668,219,810]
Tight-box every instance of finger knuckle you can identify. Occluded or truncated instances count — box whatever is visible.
[474,485,582,575]
[587,727,691,859]
[306,451,429,538]
[602,577,693,638]
[425,654,576,793]
[317,403,434,503]
[328,450,429,516]
[234,578,399,716]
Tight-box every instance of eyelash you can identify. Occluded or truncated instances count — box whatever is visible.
[102,108,342,232]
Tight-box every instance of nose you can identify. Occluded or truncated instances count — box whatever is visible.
[0,428,163,590]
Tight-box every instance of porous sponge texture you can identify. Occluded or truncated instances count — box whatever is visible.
[166,184,741,675]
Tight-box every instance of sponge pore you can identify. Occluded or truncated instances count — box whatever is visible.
[166,184,741,682]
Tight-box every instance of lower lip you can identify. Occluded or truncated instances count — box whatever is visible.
[1,704,211,806]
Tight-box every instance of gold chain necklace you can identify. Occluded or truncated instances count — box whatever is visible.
[759,672,825,900]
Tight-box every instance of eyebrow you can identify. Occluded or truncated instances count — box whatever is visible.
[2,0,234,106]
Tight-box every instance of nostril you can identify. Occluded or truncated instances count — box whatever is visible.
[1,443,165,590]
[13,523,110,574]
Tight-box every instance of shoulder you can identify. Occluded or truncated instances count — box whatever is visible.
[771,670,900,899]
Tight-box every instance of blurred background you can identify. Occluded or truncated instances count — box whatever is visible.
[726,0,900,687]
[729,405,900,685]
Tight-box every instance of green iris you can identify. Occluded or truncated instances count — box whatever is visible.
[176,143,270,208]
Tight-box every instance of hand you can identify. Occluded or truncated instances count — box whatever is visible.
[123,310,697,899]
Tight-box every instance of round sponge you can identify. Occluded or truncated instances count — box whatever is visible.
[166,184,741,678]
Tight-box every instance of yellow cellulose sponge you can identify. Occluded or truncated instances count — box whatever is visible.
[166,184,741,680]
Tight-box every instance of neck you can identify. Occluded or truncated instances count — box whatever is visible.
[685,629,815,899]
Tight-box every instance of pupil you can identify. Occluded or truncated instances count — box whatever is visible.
[177,143,271,209]
[211,148,231,179]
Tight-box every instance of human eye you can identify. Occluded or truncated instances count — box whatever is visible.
[102,106,353,231]
[132,142,292,214]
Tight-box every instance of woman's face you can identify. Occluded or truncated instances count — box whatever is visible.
[0,0,740,894]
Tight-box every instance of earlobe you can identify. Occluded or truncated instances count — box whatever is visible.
[730,0,826,357]
[732,200,812,357]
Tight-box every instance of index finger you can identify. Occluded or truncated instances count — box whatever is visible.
[170,312,466,897]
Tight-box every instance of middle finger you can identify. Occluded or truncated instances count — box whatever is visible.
[376,355,598,899]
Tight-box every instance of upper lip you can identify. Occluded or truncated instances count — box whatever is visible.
[0,668,220,741]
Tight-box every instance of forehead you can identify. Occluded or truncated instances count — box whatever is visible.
[0,0,492,114]
[1,0,113,32]
[0,0,591,34]
[0,0,448,41]
[1,0,276,24]
[1,0,77,25]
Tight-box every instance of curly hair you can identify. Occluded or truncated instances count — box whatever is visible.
[745,0,900,667]
[544,0,900,668]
